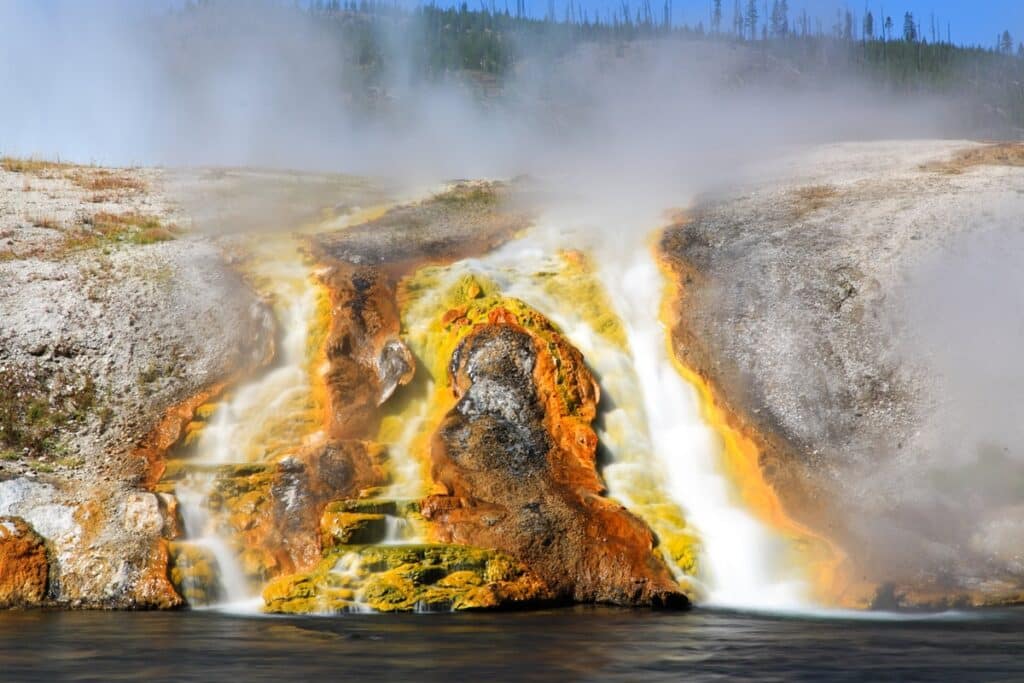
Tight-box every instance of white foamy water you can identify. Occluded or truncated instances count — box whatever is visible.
[381,514,414,545]
[594,245,811,611]
[438,217,812,611]
[176,237,319,606]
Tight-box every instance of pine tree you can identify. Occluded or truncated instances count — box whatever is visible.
[733,0,743,38]
[864,10,873,40]
[745,0,758,40]
[902,12,916,42]
[1000,30,1014,55]
[712,0,722,34]
[769,0,788,37]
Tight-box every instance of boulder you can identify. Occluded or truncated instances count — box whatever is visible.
[0,516,48,608]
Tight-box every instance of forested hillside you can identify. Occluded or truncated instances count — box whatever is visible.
[188,1,1024,135]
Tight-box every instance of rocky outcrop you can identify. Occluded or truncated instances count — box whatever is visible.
[258,183,553,612]
[310,182,535,442]
[0,516,48,608]
[0,163,343,608]
[423,310,687,608]
[318,264,415,440]
[660,141,1024,606]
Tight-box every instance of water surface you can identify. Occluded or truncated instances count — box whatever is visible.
[2,607,1022,682]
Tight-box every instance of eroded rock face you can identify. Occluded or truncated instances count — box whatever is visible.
[161,439,388,596]
[319,264,415,440]
[0,516,48,608]
[660,141,1024,606]
[268,441,387,572]
[424,317,687,608]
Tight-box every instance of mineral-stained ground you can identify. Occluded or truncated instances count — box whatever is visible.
[661,141,1024,607]
[2,141,1023,610]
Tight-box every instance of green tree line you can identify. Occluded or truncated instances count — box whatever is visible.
[182,0,1024,133]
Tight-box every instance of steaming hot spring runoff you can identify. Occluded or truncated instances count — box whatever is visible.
[2,1,1024,680]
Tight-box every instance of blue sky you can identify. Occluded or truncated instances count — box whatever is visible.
[528,0,1024,47]
[15,0,1024,49]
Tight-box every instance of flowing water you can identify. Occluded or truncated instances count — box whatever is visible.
[174,209,846,615]
[593,246,810,610]
[424,218,811,610]
[170,207,393,610]
[171,234,322,609]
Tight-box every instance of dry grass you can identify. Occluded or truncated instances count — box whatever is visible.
[3,157,145,195]
[68,169,146,193]
[790,185,839,219]
[64,211,179,251]
[922,143,1024,175]
[0,156,72,174]
[31,216,62,230]
[2,212,179,262]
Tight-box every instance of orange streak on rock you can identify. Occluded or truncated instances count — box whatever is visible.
[655,242,855,606]
[0,516,48,608]
[137,382,230,489]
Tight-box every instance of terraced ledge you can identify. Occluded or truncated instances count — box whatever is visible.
[261,544,552,613]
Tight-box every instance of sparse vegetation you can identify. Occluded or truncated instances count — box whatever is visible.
[436,183,499,207]
[0,156,72,174]
[68,168,146,194]
[64,211,179,253]
[791,185,839,219]
[0,363,100,460]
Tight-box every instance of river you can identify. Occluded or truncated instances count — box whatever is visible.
[1,607,1022,682]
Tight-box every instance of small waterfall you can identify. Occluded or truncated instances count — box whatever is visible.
[381,515,413,545]
[165,203,401,611]
[595,245,811,610]
[326,552,373,613]
[169,235,322,610]
[173,475,252,605]
[428,217,812,611]
[164,197,813,613]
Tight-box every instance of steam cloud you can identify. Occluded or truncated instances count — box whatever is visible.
[1,0,956,197]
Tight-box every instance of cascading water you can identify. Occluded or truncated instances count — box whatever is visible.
[438,217,813,611]
[594,245,811,611]
[168,196,813,614]
[169,206,395,612]
[172,234,324,611]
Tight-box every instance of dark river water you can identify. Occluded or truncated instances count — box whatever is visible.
[1,606,1022,682]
